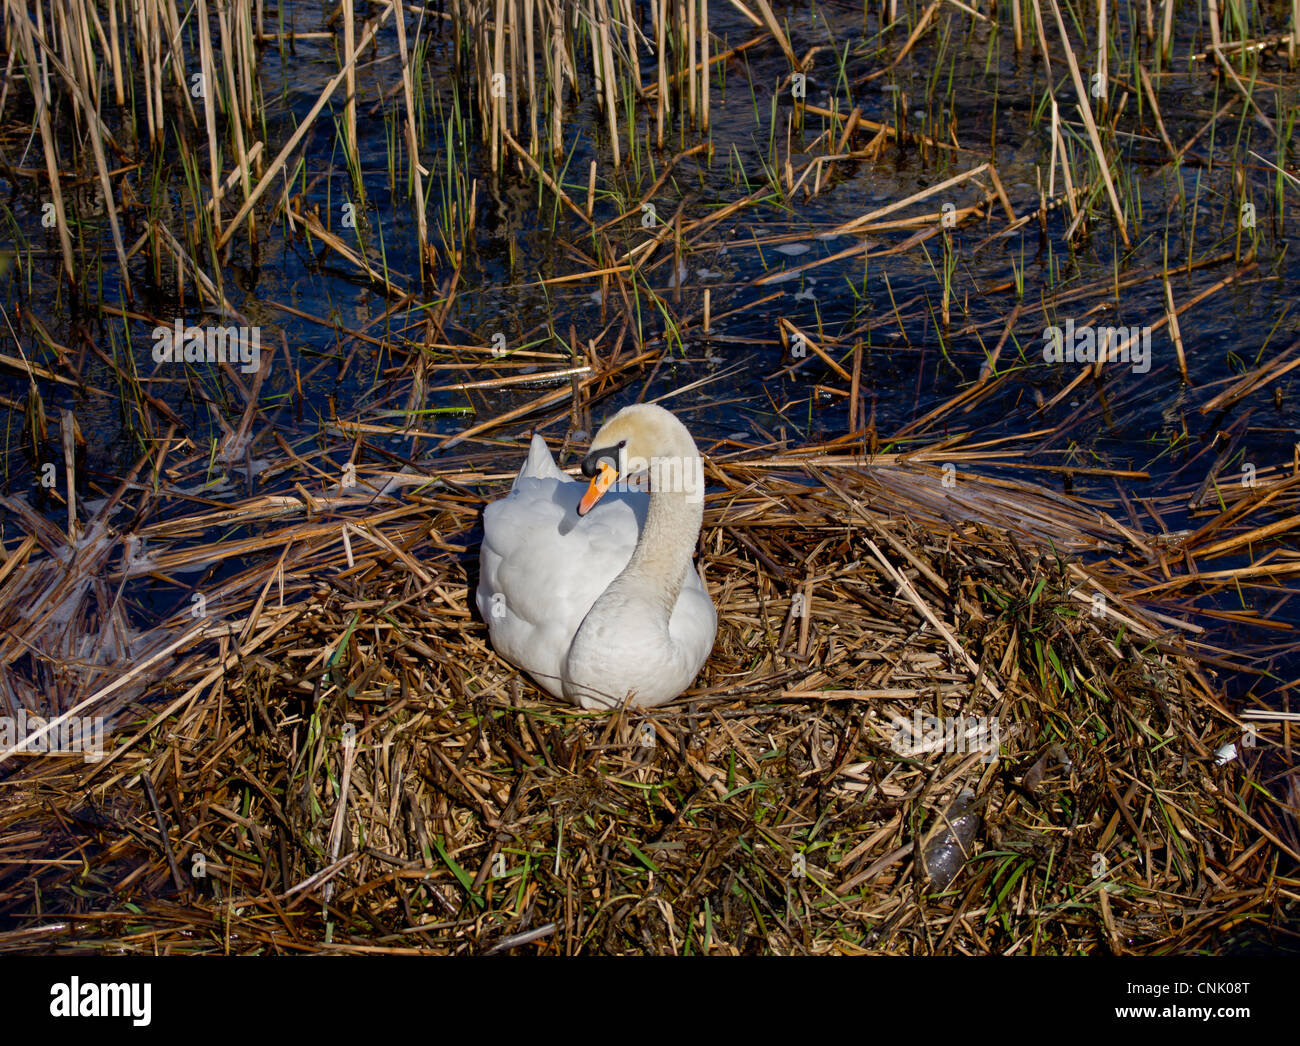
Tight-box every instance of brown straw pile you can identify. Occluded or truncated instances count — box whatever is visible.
[2,420,1296,954]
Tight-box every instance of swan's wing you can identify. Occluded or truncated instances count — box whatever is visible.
[477,476,645,696]
[668,564,718,681]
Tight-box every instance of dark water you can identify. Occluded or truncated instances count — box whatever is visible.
[2,1,1298,705]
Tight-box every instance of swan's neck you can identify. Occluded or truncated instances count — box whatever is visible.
[616,459,703,612]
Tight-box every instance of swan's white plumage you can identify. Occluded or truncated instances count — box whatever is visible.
[476,417,716,709]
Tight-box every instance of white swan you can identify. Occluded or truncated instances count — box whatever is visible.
[476,404,717,709]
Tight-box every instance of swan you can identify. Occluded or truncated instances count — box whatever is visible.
[475,404,717,709]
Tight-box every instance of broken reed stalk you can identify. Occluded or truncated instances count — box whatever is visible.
[699,0,709,130]
[215,0,255,228]
[1095,0,1107,120]
[524,0,538,153]
[595,0,621,165]
[550,0,566,159]
[754,0,797,67]
[196,0,224,242]
[508,0,520,145]
[342,0,359,178]
[492,0,505,170]
[235,0,256,129]
[391,0,430,266]
[656,0,667,146]
[133,0,155,141]
[686,0,697,127]
[1050,98,1080,227]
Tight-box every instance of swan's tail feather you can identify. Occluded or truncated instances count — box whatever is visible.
[513,434,569,487]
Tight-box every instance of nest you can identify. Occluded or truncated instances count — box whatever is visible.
[1,442,1295,954]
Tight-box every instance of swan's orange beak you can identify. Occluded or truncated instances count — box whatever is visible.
[578,460,618,516]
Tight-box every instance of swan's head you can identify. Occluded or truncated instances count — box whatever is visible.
[577,404,701,516]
